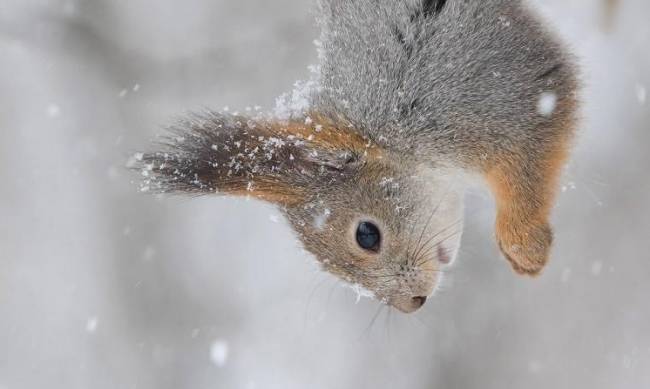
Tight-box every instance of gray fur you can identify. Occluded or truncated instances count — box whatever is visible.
[314,0,576,163]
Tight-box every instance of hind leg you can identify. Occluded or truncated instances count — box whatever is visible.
[485,143,570,276]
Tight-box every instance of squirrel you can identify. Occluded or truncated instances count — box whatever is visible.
[136,0,578,313]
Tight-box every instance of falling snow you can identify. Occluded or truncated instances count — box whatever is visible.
[85,317,98,333]
[47,104,61,117]
[537,91,557,117]
[561,181,577,193]
[635,84,647,105]
[209,340,229,367]
[142,246,156,261]
[561,267,572,283]
[313,208,331,230]
[527,360,543,374]
[591,261,603,276]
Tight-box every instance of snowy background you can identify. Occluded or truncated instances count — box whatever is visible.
[1,0,649,388]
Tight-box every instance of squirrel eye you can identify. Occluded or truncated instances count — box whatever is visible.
[356,222,381,252]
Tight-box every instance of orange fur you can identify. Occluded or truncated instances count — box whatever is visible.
[485,99,576,276]
[223,116,383,206]
[273,114,383,160]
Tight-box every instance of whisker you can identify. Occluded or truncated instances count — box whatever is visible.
[412,201,441,262]
[414,226,463,267]
[419,230,462,267]
[413,269,444,275]
[411,218,463,266]
[407,185,454,266]
[362,303,386,337]
[303,274,330,318]
[412,313,433,331]
[415,230,462,267]
[405,205,426,266]
[386,305,393,341]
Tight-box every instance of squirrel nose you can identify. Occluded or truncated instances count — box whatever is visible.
[391,295,429,313]
[412,296,427,308]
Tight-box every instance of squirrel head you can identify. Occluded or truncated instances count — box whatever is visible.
[137,112,463,312]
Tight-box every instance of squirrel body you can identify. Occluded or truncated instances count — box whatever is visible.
[138,0,578,313]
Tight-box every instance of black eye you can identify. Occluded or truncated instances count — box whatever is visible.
[356,222,381,252]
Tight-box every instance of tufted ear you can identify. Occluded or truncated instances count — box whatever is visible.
[135,112,381,206]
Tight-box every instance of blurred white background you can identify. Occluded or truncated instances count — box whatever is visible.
[1,0,649,388]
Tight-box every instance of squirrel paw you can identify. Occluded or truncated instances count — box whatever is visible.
[496,220,553,276]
